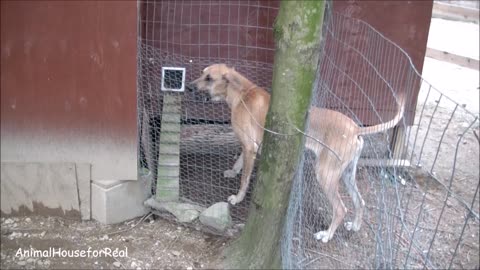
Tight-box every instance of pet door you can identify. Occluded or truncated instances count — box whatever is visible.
[161,67,186,92]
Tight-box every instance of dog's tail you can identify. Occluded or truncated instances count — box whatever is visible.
[357,93,405,136]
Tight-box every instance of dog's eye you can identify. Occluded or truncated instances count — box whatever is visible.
[205,75,211,82]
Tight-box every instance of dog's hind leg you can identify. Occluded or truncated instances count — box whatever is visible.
[313,160,347,243]
[228,147,255,205]
[342,137,365,232]
[224,152,244,178]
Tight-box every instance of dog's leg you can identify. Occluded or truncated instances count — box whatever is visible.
[342,138,365,232]
[224,152,244,178]
[313,161,347,243]
[228,147,255,205]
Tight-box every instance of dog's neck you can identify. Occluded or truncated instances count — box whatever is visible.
[225,70,256,108]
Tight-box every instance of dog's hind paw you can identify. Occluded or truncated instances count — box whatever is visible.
[344,221,361,232]
[223,169,238,178]
[314,231,330,243]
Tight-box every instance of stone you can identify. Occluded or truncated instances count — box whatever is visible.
[199,202,232,232]
[144,198,205,223]
[92,180,149,224]
[4,218,13,224]
[113,261,122,268]
[234,223,245,229]
[171,251,180,257]
[9,232,22,239]
[17,261,26,266]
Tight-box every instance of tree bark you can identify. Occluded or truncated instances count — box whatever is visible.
[220,1,326,269]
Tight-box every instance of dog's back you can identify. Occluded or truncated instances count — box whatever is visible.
[306,108,361,162]
[232,86,270,151]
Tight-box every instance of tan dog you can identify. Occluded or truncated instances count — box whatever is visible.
[192,64,270,205]
[192,64,405,243]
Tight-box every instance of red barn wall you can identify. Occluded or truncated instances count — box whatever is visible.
[332,0,433,124]
[1,1,138,181]
[140,0,432,125]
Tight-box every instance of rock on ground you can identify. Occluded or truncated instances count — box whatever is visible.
[144,198,206,223]
[199,202,232,232]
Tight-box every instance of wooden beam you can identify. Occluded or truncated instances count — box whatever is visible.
[432,2,480,23]
[426,48,480,70]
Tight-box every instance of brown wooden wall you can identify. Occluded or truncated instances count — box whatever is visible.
[141,0,279,64]
[1,1,138,181]
[329,0,433,125]
[334,1,432,72]
[140,0,432,125]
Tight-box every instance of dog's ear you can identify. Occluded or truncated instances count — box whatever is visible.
[222,73,230,84]
[222,72,241,88]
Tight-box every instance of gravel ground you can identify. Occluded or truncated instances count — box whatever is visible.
[0,215,229,269]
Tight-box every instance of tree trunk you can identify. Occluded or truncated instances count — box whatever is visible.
[220,1,326,269]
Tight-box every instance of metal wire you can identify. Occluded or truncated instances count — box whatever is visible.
[137,1,479,269]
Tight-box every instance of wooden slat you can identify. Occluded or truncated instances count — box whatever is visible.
[358,159,411,168]
[426,48,480,70]
[432,2,480,23]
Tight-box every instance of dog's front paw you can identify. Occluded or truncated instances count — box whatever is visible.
[344,222,354,231]
[314,231,330,243]
[224,169,238,178]
[228,195,239,205]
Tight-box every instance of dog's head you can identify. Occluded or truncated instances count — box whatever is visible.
[191,64,236,102]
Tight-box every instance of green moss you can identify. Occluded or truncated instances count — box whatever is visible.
[220,1,326,269]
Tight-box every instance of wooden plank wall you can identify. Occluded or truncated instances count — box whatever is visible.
[428,2,479,70]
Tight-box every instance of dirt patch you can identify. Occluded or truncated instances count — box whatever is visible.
[0,215,228,269]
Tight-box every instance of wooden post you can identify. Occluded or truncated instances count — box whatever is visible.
[391,125,409,167]
[155,93,181,201]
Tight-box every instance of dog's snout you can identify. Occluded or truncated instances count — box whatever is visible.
[186,83,196,93]
[187,81,210,102]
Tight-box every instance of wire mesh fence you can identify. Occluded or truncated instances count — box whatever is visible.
[137,0,479,269]
[281,5,479,270]
[138,0,279,221]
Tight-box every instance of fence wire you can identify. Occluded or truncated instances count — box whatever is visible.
[137,1,479,269]
[138,0,278,221]
[281,4,479,270]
